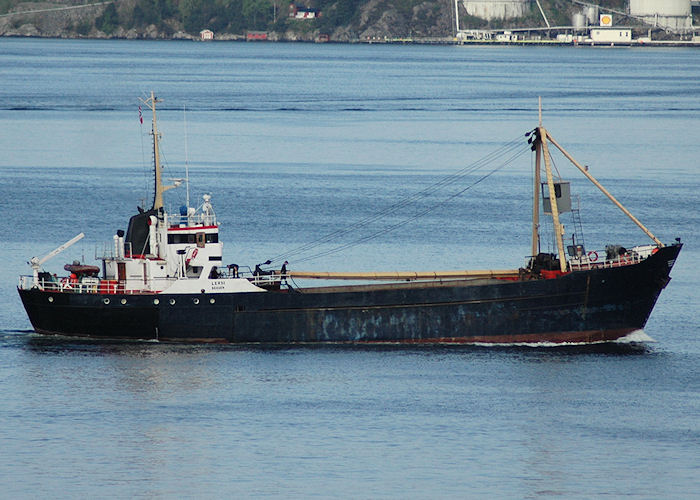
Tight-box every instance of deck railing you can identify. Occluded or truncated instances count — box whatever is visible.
[18,275,180,294]
[20,244,659,293]
[568,244,656,271]
[18,272,287,294]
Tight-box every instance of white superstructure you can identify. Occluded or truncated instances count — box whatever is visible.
[91,92,268,295]
[19,93,279,298]
[98,194,264,295]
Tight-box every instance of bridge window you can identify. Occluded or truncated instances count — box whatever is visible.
[167,232,217,244]
[168,233,196,244]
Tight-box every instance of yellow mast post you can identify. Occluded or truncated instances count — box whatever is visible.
[150,92,165,210]
[140,91,181,211]
[545,133,663,247]
[540,127,568,273]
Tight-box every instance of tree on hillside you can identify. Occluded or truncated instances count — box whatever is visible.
[131,0,176,27]
[96,3,119,34]
[242,0,272,30]
[316,0,363,33]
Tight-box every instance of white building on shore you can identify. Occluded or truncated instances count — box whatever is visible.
[590,27,632,43]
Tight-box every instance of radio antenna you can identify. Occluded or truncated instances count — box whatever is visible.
[183,104,191,210]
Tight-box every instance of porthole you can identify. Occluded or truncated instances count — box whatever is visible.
[120,298,127,305]
[193,298,200,305]
[103,298,110,305]
[153,298,160,305]
[209,298,216,304]
[48,296,54,303]
[169,298,176,305]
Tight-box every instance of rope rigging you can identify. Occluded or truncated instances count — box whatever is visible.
[270,134,531,266]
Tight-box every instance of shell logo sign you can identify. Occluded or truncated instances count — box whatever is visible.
[599,14,613,27]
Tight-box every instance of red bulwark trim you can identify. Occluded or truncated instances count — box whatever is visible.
[541,269,570,279]
[168,225,218,232]
[125,255,166,261]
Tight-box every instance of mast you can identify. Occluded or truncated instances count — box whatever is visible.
[140,91,182,211]
[183,104,191,211]
[531,98,542,257]
[531,104,663,270]
[533,99,566,272]
[140,91,165,210]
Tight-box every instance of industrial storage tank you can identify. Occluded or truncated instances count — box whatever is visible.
[629,0,692,32]
[584,5,598,25]
[462,0,530,21]
[572,12,586,29]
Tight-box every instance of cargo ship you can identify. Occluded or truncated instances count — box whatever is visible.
[18,93,682,344]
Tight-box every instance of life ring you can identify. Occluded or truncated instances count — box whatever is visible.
[587,251,598,262]
[186,248,198,266]
[61,277,72,289]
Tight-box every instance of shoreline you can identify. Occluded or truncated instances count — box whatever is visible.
[2,34,700,48]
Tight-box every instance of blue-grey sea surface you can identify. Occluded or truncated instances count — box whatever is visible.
[0,39,698,498]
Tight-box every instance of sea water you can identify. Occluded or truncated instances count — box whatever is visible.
[0,39,698,498]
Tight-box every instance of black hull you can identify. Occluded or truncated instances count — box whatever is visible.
[18,245,681,344]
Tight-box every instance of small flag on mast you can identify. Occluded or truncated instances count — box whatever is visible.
[138,106,143,124]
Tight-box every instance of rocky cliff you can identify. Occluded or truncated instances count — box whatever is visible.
[0,1,662,41]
